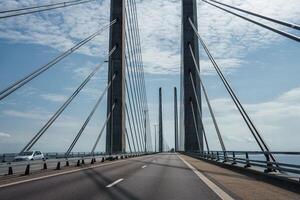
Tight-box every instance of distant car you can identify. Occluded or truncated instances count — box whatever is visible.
[14,151,44,161]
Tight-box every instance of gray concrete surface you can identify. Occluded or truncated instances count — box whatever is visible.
[0,153,219,200]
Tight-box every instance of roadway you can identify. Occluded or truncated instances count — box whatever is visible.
[0,153,222,200]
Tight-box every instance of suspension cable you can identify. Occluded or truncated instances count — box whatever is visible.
[125,128,133,154]
[126,0,145,111]
[122,65,138,153]
[189,18,278,163]
[125,103,141,152]
[125,55,144,151]
[0,0,96,19]
[202,0,300,43]
[189,73,210,152]
[21,64,102,153]
[190,101,203,152]
[125,77,143,152]
[91,103,116,154]
[207,0,300,31]
[127,0,149,128]
[0,20,116,101]
[189,44,226,152]
[125,11,146,147]
[20,47,116,153]
[125,107,137,153]
[65,74,116,156]
[127,0,152,150]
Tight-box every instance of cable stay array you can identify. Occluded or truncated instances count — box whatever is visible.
[188,44,226,153]
[21,46,117,153]
[66,74,116,156]
[188,17,278,163]
[0,20,116,101]
[208,0,300,31]
[0,0,96,19]
[0,0,151,155]
[124,0,152,153]
[189,73,210,153]
[91,103,116,155]
[202,0,300,43]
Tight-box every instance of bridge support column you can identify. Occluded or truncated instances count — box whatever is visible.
[106,0,125,154]
[174,87,178,152]
[159,87,163,152]
[181,0,203,152]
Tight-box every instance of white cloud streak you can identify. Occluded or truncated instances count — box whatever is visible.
[0,132,11,138]
[203,86,300,151]
[40,93,67,103]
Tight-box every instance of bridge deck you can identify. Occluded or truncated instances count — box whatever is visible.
[181,155,300,200]
[0,153,299,200]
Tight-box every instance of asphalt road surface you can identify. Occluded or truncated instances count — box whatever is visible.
[0,153,223,200]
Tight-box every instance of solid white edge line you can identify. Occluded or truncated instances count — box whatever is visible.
[177,155,234,200]
[106,178,124,188]
[0,155,154,189]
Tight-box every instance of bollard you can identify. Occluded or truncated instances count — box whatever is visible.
[25,164,30,175]
[116,156,119,160]
[56,162,61,170]
[77,160,80,167]
[223,152,227,163]
[101,157,105,162]
[244,152,251,168]
[8,165,13,175]
[43,162,48,170]
[91,158,94,164]
[121,155,124,159]
[66,160,69,167]
[232,152,237,165]
[264,153,274,173]
[81,159,85,165]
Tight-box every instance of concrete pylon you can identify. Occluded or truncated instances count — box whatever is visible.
[174,87,178,152]
[159,87,163,152]
[181,0,203,152]
[106,0,125,154]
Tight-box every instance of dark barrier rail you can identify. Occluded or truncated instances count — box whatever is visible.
[0,152,106,163]
[0,152,156,177]
[181,151,300,182]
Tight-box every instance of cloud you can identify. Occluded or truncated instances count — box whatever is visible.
[203,86,300,151]
[0,132,11,138]
[197,0,300,73]
[1,0,299,75]
[40,93,67,103]
[0,0,110,57]
[2,109,50,120]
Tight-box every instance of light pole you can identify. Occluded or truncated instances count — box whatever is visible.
[154,124,158,152]
[144,109,148,153]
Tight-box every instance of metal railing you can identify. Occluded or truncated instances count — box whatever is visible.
[0,152,153,177]
[183,151,300,181]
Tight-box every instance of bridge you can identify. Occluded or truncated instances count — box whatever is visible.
[0,0,300,199]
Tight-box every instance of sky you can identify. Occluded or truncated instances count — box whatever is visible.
[0,0,300,153]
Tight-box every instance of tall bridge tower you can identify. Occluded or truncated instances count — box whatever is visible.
[181,0,202,151]
[106,0,126,154]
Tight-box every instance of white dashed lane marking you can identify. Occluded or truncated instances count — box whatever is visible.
[106,178,124,188]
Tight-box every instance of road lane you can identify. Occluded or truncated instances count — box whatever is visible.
[0,153,223,200]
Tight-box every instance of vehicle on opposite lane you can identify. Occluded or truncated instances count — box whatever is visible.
[14,151,44,161]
